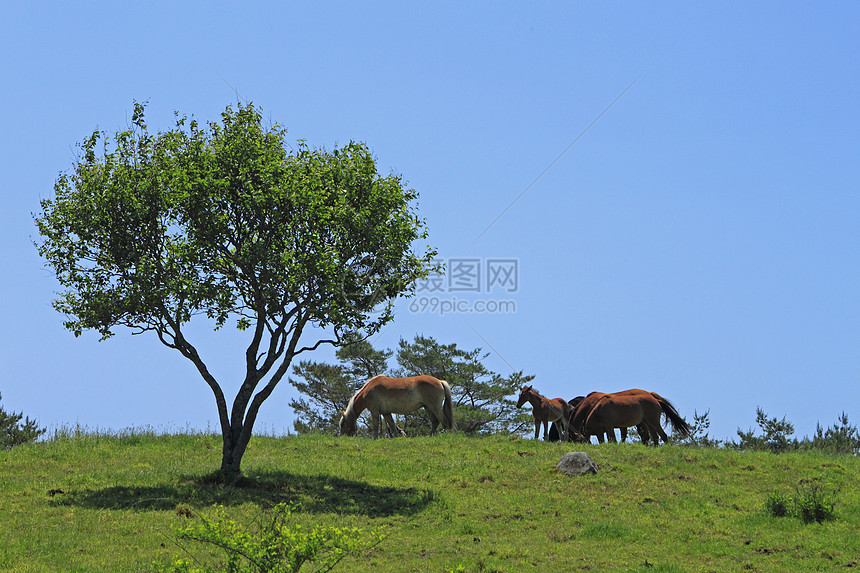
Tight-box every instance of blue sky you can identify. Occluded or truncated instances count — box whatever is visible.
[2,2,858,442]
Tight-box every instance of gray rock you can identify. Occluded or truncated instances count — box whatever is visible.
[556,452,598,475]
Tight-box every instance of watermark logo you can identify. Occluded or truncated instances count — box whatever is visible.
[411,258,519,315]
[486,258,518,293]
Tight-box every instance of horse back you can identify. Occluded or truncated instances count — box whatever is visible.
[572,392,607,428]
[597,393,662,422]
[361,375,445,414]
[360,375,441,395]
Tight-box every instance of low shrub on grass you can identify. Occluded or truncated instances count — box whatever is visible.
[764,479,838,524]
[793,480,837,524]
[153,503,382,573]
[764,491,791,518]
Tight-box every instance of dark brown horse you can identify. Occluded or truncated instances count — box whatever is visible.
[570,389,653,443]
[516,385,572,441]
[339,375,454,439]
[582,391,690,445]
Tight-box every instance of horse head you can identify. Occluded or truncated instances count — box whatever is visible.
[338,411,356,436]
[516,385,533,408]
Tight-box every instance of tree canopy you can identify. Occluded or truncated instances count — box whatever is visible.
[35,101,436,475]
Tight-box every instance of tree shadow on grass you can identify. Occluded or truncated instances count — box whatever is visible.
[52,469,435,517]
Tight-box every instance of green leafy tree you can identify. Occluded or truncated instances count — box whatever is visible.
[0,393,46,449]
[34,102,435,476]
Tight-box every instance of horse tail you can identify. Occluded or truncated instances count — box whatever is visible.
[651,392,691,439]
[441,380,455,430]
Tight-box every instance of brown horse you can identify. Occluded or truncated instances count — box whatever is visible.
[516,385,572,441]
[582,391,691,445]
[339,375,454,439]
[570,389,654,444]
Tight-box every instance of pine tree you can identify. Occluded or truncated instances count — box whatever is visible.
[1,393,45,449]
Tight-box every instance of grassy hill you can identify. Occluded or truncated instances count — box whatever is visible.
[1,431,859,572]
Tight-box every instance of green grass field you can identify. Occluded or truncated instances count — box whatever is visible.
[1,431,858,572]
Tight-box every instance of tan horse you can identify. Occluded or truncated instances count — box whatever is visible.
[339,375,455,439]
[582,391,691,445]
[516,385,572,441]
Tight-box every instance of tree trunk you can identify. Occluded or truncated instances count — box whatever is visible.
[220,428,248,478]
[218,357,296,478]
[172,318,303,479]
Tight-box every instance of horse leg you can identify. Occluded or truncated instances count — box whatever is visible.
[552,420,565,442]
[548,421,560,442]
[427,400,450,435]
[620,427,628,442]
[560,416,570,442]
[637,423,650,445]
[649,425,662,446]
[642,421,660,446]
[384,413,402,437]
[426,407,440,436]
[533,418,541,440]
[382,414,391,437]
[371,413,381,439]
[606,427,618,443]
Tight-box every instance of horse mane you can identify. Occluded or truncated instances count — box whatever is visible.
[343,375,389,423]
[343,392,358,421]
[342,377,377,431]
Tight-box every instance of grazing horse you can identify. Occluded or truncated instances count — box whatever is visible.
[339,375,454,439]
[516,385,572,441]
[582,392,691,445]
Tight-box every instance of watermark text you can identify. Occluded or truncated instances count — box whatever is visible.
[409,296,517,316]
[411,257,520,315]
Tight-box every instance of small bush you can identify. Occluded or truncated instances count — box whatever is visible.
[764,491,791,518]
[793,480,837,524]
[154,502,382,573]
[765,479,838,524]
